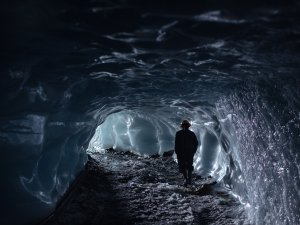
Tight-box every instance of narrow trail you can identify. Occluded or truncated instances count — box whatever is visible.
[44,149,249,225]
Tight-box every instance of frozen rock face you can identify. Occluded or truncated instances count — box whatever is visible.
[1,0,300,225]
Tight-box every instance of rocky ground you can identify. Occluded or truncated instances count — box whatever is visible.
[42,149,249,225]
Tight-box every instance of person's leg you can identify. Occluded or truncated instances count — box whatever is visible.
[178,157,188,186]
[183,169,188,186]
[182,161,189,186]
[187,156,194,185]
[178,157,184,174]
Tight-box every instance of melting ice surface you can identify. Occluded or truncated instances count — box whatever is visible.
[0,0,300,224]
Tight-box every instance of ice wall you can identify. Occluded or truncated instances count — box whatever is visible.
[0,111,92,225]
[0,70,99,225]
[217,81,300,225]
[88,110,177,155]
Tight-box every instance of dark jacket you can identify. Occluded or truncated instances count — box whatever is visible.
[175,129,199,158]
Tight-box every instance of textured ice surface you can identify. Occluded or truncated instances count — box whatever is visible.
[0,112,89,225]
[88,110,176,155]
[1,0,300,224]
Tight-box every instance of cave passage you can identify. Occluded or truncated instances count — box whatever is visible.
[0,0,299,224]
[40,109,247,225]
[43,148,247,225]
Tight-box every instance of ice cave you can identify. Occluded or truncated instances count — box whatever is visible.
[0,0,299,224]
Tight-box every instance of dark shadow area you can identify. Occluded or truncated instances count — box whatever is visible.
[40,156,133,225]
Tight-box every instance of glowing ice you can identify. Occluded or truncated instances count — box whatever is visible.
[88,110,176,156]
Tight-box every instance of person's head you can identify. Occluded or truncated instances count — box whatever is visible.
[180,120,191,129]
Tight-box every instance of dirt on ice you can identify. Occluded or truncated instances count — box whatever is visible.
[41,149,250,225]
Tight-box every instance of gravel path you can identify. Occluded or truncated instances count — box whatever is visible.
[44,149,249,225]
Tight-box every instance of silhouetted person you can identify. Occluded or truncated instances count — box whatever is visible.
[175,120,199,187]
